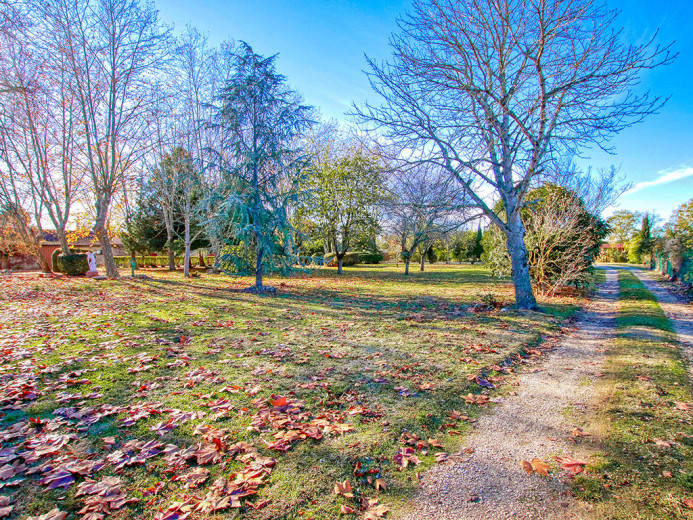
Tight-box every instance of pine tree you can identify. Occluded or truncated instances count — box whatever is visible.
[209,43,313,292]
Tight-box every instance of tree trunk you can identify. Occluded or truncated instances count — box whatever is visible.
[199,250,205,267]
[255,246,263,288]
[57,228,70,254]
[404,258,410,275]
[505,213,538,310]
[420,253,425,272]
[94,224,118,278]
[183,217,191,277]
[167,245,175,271]
[337,257,343,274]
[1,254,8,270]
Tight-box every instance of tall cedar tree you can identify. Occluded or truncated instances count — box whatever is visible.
[210,43,313,291]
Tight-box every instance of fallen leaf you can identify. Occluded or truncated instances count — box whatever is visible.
[555,456,588,475]
[334,480,354,498]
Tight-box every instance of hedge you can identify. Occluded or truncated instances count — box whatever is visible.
[59,254,89,276]
[323,251,383,266]
[114,255,216,269]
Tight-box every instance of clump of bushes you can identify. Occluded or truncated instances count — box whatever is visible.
[59,253,89,276]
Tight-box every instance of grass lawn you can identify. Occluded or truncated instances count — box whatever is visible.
[0,264,582,519]
[572,270,693,519]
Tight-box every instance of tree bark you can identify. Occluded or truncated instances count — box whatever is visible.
[94,223,118,278]
[255,245,263,288]
[337,257,343,274]
[420,253,425,272]
[199,250,205,267]
[404,258,410,275]
[505,213,538,310]
[167,234,175,271]
[57,229,70,254]
[183,216,191,277]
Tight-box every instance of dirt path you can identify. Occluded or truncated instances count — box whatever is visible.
[623,267,693,371]
[396,269,619,520]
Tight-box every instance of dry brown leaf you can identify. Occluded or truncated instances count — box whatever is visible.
[340,504,358,514]
[531,458,550,476]
[555,456,587,475]
[374,478,387,491]
[521,460,533,474]
[334,480,354,498]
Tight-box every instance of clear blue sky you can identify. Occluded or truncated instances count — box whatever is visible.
[156,0,693,220]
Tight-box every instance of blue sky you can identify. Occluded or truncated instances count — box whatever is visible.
[156,0,693,220]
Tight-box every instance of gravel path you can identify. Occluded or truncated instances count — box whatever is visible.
[623,267,693,372]
[396,269,619,520]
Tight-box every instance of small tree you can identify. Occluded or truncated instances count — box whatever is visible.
[635,214,655,263]
[385,164,473,275]
[209,43,313,291]
[607,210,641,246]
[301,132,385,274]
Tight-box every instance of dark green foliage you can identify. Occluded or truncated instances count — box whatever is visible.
[426,246,437,264]
[451,227,484,263]
[323,251,383,266]
[359,251,383,264]
[59,254,89,276]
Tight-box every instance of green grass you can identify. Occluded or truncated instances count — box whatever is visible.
[572,270,693,519]
[0,264,583,519]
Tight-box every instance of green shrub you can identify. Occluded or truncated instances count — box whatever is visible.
[426,246,437,263]
[359,251,383,264]
[51,249,64,273]
[324,252,361,266]
[59,254,89,276]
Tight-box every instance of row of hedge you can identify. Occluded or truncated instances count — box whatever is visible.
[323,251,384,266]
[113,256,215,269]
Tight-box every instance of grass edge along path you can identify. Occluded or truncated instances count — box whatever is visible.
[572,269,693,519]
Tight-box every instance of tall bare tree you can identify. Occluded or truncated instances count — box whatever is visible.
[35,0,170,277]
[355,0,674,309]
[0,24,84,257]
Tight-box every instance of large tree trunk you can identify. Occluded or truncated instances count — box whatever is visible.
[94,198,119,278]
[505,213,538,310]
[337,255,344,274]
[404,258,410,275]
[199,250,205,267]
[420,253,425,272]
[94,224,118,278]
[57,228,70,254]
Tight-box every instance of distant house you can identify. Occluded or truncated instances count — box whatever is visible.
[8,231,126,271]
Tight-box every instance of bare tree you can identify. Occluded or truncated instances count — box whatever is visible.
[0,24,84,256]
[355,0,674,309]
[35,0,170,278]
[385,164,474,275]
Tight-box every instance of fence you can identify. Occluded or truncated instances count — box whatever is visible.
[652,250,693,284]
